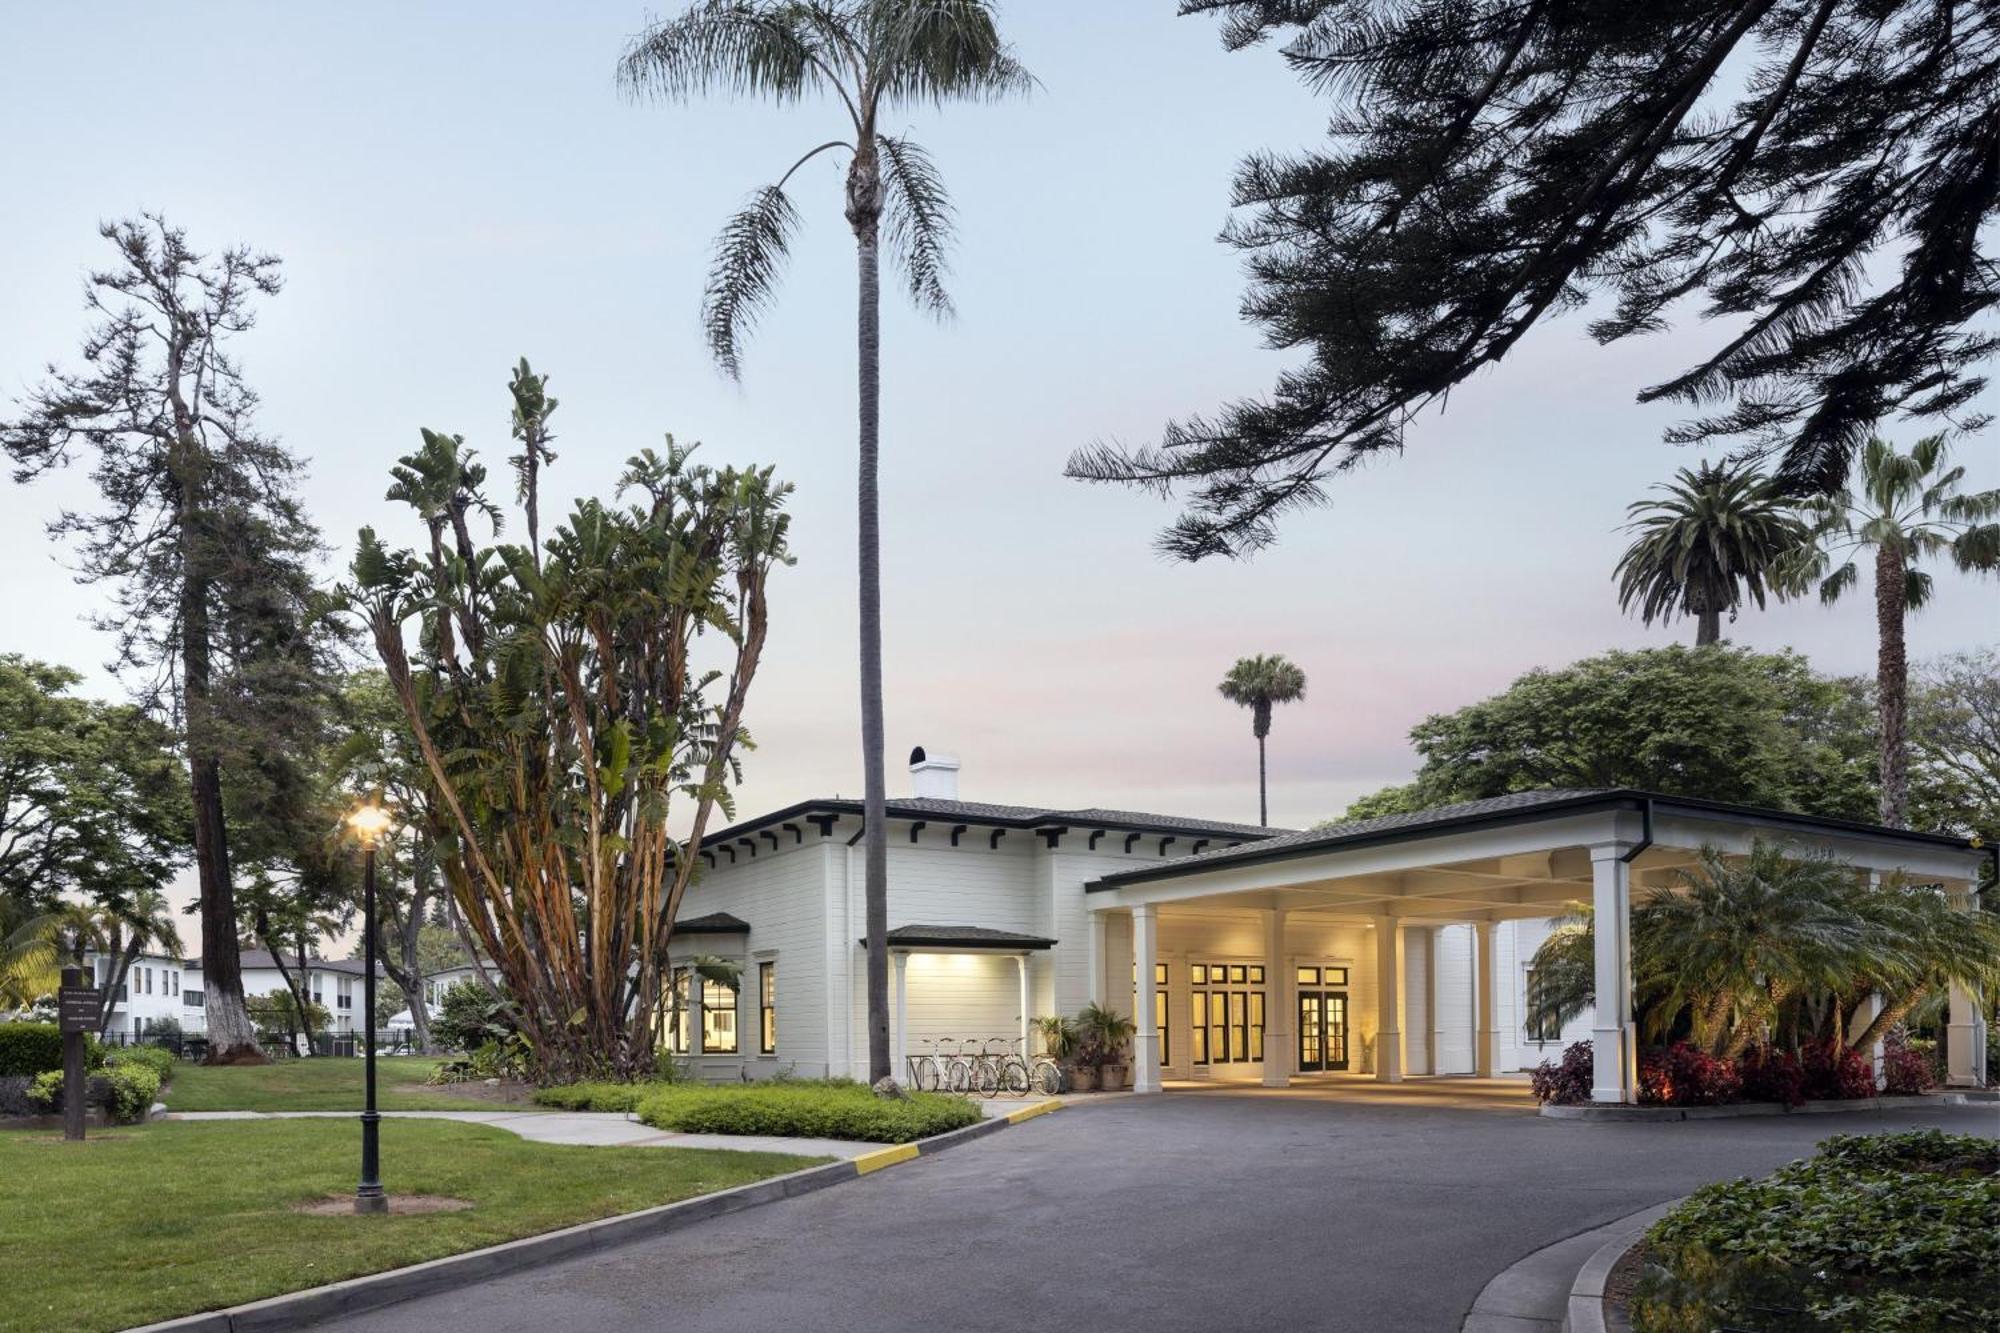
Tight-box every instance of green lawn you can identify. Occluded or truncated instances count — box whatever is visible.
[0,1119,824,1333]
[162,1056,490,1111]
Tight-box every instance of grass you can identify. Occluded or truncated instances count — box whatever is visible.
[0,1118,824,1333]
[161,1056,489,1111]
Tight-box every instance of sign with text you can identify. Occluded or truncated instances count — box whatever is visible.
[59,985,99,1034]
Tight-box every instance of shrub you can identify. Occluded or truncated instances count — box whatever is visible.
[432,980,519,1053]
[1639,1042,1742,1106]
[107,1045,175,1082]
[1633,1130,2000,1332]
[1530,1039,1593,1105]
[1734,1044,1806,1108]
[1801,1038,1877,1101]
[0,1023,62,1077]
[25,1069,63,1112]
[1881,1033,1938,1096]
[22,1063,157,1122]
[635,1082,982,1144]
[534,1080,658,1113]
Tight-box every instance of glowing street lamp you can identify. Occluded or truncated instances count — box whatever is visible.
[346,798,396,1215]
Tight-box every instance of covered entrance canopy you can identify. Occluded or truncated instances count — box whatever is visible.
[867,925,1056,1085]
[1084,790,1989,1103]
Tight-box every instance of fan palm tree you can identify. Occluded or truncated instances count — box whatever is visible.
[1787,436,2000,827]
[1613,461,1810,646]
[620,1,1032,1084]
[1218,655,1308,826]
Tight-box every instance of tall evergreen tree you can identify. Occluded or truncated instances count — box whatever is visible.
[1614,462,1810,645]
[620,0,1033,1084]
[1,217,331,1062]
[1071,1,2000,558]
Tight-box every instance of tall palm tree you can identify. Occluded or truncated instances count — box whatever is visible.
[1218,654,1307,826]
[1613,461,1809,646]
[1788,436,2000,827]
[620,1,1032,1084]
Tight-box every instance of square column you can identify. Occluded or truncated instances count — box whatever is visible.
[1263,908,1290,1087]
[1945,886,1985,1087]
[892,951,909,1087]
[1589,845,1637,1104]
[1132,905,1162,1094]
[1086,909,1107,1008]
[1374,916,1404,1082]
[1474,920,1499,1078]
[1015,954,1031,1065]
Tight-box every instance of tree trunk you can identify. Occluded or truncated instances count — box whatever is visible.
[1695,605,1721,646]
[258,916,316,1050]
[381,857,436,1053]
[1875,542,1910,828]
[849,144,892,1085]
[1848,985,1924,1055]
[1257,734,1268,827]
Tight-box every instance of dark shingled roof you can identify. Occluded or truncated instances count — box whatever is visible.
[706,796,1284,848]
[673,912,751,934]
[190,950,385,976]
[864,924,1058,950]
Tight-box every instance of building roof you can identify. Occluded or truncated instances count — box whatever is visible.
[705,795,1285,851]
[865,924,1058,951]
[189,950,386,976]
[1088,788,1985,890]
[673,912,751,934]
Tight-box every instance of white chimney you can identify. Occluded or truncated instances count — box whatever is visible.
[908,746,960,800]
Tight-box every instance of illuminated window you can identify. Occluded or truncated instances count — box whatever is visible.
[759,962,776,1054]
[1524,967,1560,1042]
[663,967,691,1054]
[1297,966,1320,985]
[1191,962,1265,1066]
[1191,964,1208,985]
[702,975,739,1054]
[1324,967,1348,986]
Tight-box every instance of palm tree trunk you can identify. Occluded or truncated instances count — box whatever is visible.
[1257,734,1268,827]
[1848,985,1925,1055]
[851,150,892,1085]
[1875,543,1910,828]
[1695,606,1720,646]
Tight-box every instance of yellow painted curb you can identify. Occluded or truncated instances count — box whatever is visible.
[853,1143,920,1175]
[1003,1098,1063,1125]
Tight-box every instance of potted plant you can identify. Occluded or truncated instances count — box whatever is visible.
[1078,1002,1136,1092]
[1036,1015,1090,1092]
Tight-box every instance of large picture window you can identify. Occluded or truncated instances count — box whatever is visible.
[1190,962,1264,1067]
[758,962,776,1055]
[702,974,739,1054]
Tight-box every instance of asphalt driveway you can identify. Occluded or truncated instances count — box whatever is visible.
[317,1087,1999,1333]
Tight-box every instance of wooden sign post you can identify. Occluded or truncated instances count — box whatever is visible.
[58,966,97,1142]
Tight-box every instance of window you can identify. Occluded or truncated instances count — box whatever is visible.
[1190,960,1264,1067]
[702,975,738,1054]
[662,968,691,1055]
[1524,967,1560,1042]
[1134,962,1170,1067]
[170,972,179,996]
[142,967,152,995]
[758,962,776,1055]
[337,976,353,1011]
[183,989,204,1009]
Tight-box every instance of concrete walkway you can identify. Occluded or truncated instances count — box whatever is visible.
[164,1097,1062,1160]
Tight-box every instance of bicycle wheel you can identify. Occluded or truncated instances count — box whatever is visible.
[973,1057,1000,1096]
[906,1055,936,1092]
[1031,1059,1063,1096]
[1000,1057,1031,1097]
[945,1057,973,1095]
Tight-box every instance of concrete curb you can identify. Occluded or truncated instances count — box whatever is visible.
[1540,1092,1966,1122]
[122,1098,1062,1333]
[1562,1201,1678,1333]
[1460,1198,1681,1333]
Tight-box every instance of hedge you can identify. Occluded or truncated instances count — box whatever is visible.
[532,1080,660,1113]
[1633,1130,1999,1332]
[25,1062,162,1123]
[0,1023,105,1077]
[107,1045,175,1081]
[634,1082,982,1144]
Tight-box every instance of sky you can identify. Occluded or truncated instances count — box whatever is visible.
[3,0,1995,915]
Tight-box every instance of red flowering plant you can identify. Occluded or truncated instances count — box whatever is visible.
[1639,1042,1743,1106]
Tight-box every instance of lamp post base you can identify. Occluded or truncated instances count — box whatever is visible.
[353,1189,389,1215]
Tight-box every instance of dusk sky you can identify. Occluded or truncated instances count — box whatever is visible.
[5,0,1995,883]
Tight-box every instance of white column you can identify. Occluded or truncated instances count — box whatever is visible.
[1589,845,1637,1104]
[1086,909,1107,1008]
[1132,904,1161,1093]
[1946,885,1984,1086]
[1847,992,1886,1089]
[1263,908,1290,1087]
[1374,916,1404,1082]
[892,951,909,1087]
[1015,954,1030,1064]
[1475,920,1499,1078]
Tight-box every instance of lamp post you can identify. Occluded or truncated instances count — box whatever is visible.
[347,799,395,1215]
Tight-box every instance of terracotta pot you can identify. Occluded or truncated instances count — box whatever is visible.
[1067,1065,1099,1092]
[1098,1063,1127,1091]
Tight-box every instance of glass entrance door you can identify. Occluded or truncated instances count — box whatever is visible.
[1288,972,1352,1072]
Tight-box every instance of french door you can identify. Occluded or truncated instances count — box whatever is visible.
[1297,989,1349,1072]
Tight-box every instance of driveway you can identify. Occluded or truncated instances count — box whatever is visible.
[315,1089,1998,1333]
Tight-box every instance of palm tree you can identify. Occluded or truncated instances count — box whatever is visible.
[1788,436,2000,827]
[620,2,1032,1084]
[1614,461,1809,646]
[1217,655,1307,826]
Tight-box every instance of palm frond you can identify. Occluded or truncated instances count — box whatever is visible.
[877,134,955,317]
[867,0,1038,109]
[702,185,802,379]
[618,1,830,106]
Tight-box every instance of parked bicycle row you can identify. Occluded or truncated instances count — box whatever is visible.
[905,1036,1064,1097]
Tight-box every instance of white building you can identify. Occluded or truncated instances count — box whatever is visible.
[87,950,197,1040]
[665,750,1990,1099]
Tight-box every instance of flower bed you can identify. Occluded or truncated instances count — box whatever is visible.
[1532,1036,1936,1109]
[1632,1130,1999,1331]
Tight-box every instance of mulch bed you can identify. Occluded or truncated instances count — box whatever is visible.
[428,1079,537,1107]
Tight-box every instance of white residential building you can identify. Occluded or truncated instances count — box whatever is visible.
[664,749,1989,1099]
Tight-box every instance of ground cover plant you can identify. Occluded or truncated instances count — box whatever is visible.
[160,1056,488,1112]
[1532,1038,1935,1109]
[633,1080,982,1144]
[0,1118,821,1333]
[1632,1130,1999,1332]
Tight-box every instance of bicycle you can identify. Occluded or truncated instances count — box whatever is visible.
[993,1037,1034,1097]
[1027,1047,1065,1096]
